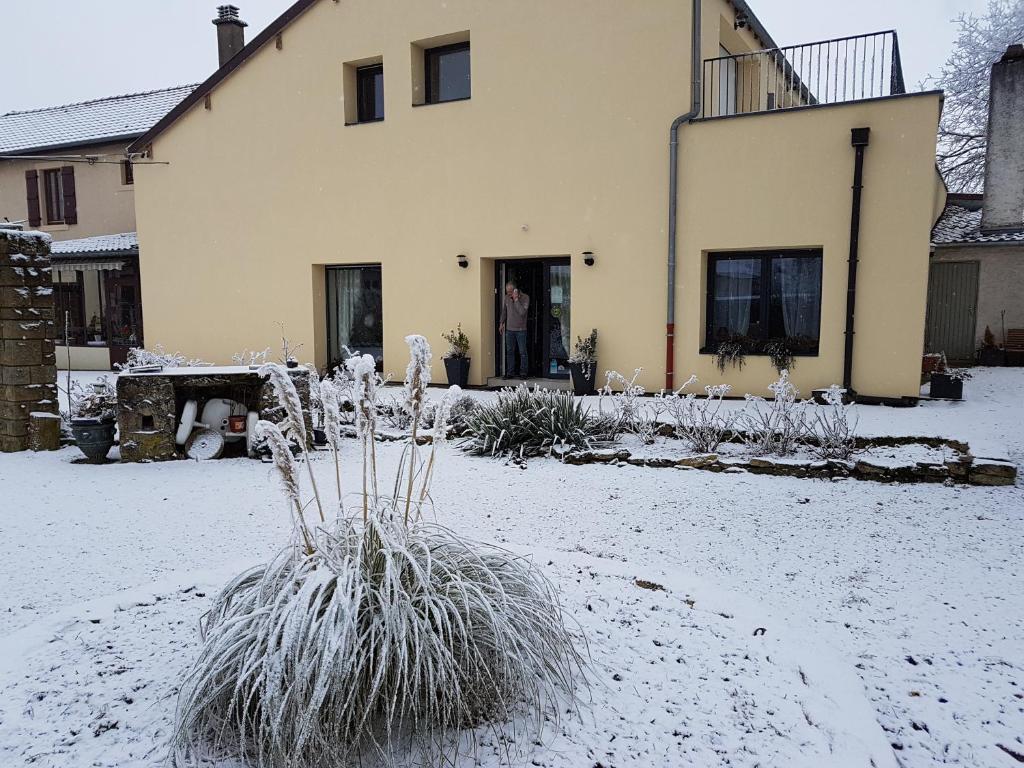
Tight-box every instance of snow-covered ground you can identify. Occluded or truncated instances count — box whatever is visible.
[1,368,1022,767]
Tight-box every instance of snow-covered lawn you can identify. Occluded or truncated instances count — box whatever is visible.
[1,368,1022,766]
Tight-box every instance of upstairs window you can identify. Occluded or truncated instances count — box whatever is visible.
[706,250,822,355]
[43,169,64,224]
[356,63,384,122]
[425,41,471,103]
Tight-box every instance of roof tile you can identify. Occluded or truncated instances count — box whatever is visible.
[932,205,1024,246]
[0,86,197,155]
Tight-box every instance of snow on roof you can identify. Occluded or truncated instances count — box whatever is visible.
[50,232,137,256]
[0,85,198,155]
[932,205,1024,246]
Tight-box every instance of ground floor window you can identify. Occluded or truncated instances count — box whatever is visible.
[706,249,822,355]
[326,265,383,370]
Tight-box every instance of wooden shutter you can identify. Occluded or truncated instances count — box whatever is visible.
[24,170,41,227]
[61,165,77,225]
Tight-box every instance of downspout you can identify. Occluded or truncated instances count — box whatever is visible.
[666,0,702,392]
[843,127,870,395]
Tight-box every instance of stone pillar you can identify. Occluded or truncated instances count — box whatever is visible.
[0,230,58,453]
[981,44,1024,232]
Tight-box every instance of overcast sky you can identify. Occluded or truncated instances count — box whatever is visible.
[0,0,989,113]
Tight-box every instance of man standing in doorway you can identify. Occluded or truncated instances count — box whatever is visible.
[499,281,530,378]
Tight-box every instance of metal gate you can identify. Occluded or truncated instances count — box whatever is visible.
[925,261,979,363]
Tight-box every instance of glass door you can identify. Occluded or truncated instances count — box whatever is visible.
[326,265,383,370]
[543,262,571,378]
[494,258,570,379]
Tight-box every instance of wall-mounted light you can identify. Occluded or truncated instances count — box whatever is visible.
[457,254,469,269]
[734,10,749,30]
[582,251,595,267]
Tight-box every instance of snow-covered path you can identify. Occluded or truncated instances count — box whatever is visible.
[0,368,1021,766]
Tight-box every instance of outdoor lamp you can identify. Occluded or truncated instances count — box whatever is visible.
[734,10,749,30]
[457,254,469,269]
[582,251,595,266]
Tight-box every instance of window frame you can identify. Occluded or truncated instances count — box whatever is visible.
[703,248,823,355]
[42,168,64,224]
[424,41,471,104]
[122,159,135,186]
[325,263,384,371]
[355,63,385,123]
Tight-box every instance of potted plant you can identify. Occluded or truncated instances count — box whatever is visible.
[441,324,471,387]
[977,326,1004,367]
[763,338,796,373]
[69,377,118,463]
[715,337,747,374]
[568,329,598,395]
[930,365,972,400]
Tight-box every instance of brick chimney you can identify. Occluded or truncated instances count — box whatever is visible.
[981,44,1024,232]
[213,5,247,67]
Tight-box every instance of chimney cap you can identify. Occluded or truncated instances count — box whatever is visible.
[213,4,247,26]
[1000,43,1024,62]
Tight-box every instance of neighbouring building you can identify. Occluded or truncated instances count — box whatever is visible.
[129,0,945,401]
[0,85,196,369]
[929,45,1024,364]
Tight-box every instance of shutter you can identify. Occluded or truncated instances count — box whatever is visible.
[24,170,41,227]
[61,165,77,225]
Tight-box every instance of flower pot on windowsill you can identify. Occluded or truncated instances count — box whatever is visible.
[443,356,471,388]
[70,416,116,463]
[568,361,598,396]
[929,372,963,400]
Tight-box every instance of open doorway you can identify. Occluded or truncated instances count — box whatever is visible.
[494,258,571,379]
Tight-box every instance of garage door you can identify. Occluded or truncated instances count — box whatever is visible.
[925,261,979,364]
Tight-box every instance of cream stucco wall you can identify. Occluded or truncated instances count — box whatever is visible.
[133,0,940,398]
[0,142,136,241]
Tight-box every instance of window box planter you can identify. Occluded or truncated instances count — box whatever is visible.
[929,372,963,400]
[568,361,598,396]
[443,357,471,388]
[70,416,116,463]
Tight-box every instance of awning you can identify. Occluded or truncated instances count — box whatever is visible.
[52,259,125,274]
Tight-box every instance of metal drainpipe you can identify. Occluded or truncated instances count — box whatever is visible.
[665,0,702,393]
[843,127,870,396]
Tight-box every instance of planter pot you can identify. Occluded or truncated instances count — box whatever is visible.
[286,360,299,369]
[71,417,116,463]
[313,428,328,446]
[977,347,1005,367]
[568,361,598,396]
[443,356,471,388]
[929,373,963,400]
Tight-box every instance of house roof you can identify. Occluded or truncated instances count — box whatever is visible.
[932,205,1024,247]
[129,0,318,154]
[50,232,138,258]
[0,85,198,156]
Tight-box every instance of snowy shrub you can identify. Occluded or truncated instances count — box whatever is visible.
[441,323,471,359]
[117,344,208,370]
[446,392,480,435]
[462,385,612,458]
[171,338,585,767]
[661,376,737,453]
[231,347,270,366]
[378,394,414,430]
[740,371,810,456]
[601,369,663,444]
[811,385,859,460]
[68,376,117,421]
[569,329,598,377]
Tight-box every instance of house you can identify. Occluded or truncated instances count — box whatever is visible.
[0,84,196,369]
[929,45,1024,365]
[128,0,944,401]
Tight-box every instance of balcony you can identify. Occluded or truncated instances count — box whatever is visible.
[701,30,906,119]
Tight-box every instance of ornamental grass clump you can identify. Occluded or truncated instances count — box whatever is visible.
[171,337,585,768]
[461,384,612,458]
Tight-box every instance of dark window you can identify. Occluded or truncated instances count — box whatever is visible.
[425,41,470,103]
[356,64,384,122]
[706,250,822,354]
[122,159,134,185]
[326,265,383,370]
[54,272,85,344]
[43,169,64,224]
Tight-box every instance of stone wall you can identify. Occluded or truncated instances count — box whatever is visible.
[0,231,58,452]
[117,367,313,462]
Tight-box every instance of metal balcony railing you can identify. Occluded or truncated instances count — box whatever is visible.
[701,30,906,119]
